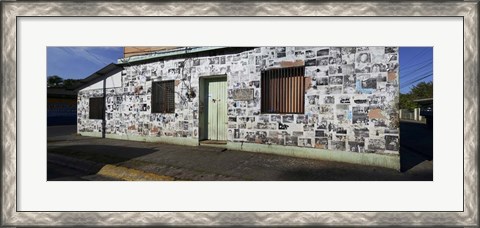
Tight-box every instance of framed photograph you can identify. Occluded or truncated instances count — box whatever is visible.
[1,1,478,227]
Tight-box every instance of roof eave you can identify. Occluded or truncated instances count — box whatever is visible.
[75,63,124,92]
[117,47,226,65]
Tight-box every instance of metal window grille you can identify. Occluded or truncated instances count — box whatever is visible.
[89,97,104,119]
[151,80,175,113]
[261,66,305,114]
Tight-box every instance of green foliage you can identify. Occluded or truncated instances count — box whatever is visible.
[47,75,64,88]
[399,82,433,111]
[399,93,416,111]
[410,81,433,99]
[63,79,82,90]
[47,75,82,89]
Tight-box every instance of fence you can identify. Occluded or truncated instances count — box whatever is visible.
[399,108,425,122]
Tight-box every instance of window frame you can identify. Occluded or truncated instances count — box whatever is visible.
[151,80,175,114]
[88,97,104,120]
[260,66,305,114]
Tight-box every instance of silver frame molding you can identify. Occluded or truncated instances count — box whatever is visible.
[1,1,478,226]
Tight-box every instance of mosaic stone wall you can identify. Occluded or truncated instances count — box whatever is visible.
[78,46,400,154]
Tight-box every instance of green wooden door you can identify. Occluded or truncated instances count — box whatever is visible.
[207,78,227,141]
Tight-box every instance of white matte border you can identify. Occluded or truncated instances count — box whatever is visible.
[18,17,463,211]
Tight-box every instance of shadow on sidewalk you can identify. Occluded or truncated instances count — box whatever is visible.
[47,122,433,181]
[399,121,433,172]
[277,166,432,181]
[48,145,157,166]
[47,162,96,181]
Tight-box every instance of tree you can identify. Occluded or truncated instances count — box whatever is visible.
[63,79,82,90]
[409,81,433,99]
[47,76,83,89]
[399,81,433,111]
[399,93,416,111]
[47,75,64,88]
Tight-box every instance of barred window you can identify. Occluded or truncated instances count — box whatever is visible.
[89,97,104,119]
[261,66,305,114]
[151,80,175,113]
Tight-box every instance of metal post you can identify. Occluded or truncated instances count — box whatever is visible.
[102,79,106,138]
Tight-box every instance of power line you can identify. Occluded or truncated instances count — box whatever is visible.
[400,61,433,81]
[401,75,432,89]
[399,60,432,73]
[84,48,111,65]
[401,48,430,66]
[400,73,433,89]
[58,47,76,56]
[401,71,432,85]
[400,63,432,78]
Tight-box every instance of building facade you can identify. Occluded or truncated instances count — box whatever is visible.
[47,88,77,126]
[78,47,401,169]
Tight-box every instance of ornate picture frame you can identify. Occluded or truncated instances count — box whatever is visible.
[1,1,478,226]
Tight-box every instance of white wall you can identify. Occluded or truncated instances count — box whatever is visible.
[79,71,123,91]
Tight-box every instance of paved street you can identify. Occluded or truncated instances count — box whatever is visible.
[47,123,433,181]
[47,162,88,181]
[399,120,433,172]
[48,161,124,181]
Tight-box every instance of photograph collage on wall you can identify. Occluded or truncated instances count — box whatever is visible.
[78,46,400,155]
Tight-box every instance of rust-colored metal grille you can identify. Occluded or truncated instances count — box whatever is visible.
[261,66,305,114]
[151,80,175,113]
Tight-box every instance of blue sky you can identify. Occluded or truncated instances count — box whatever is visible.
[398,47,433,94]
[47,47,123,79]
[47,46,432,93]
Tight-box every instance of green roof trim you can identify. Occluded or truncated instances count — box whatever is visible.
[117,47,225,64]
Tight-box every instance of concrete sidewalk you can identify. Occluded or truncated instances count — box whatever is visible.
[47,133,433,181]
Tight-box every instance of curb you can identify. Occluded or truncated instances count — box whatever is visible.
[97,164,175,181]
[48,153,175,181]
